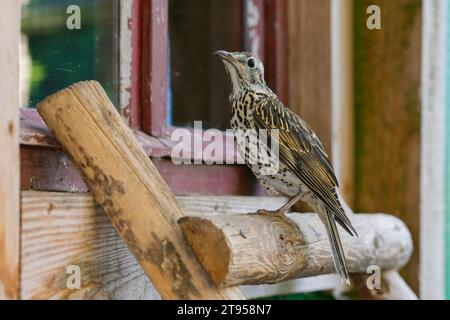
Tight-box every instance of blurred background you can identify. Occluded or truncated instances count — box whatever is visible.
[17,0,448,300]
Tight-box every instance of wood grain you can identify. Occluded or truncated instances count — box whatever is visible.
[353,0,422,293]
[20,192,287,299]
[36,81,243,300]
[0,0,21,300]
[21,191,158,300]
[179,213,413,287]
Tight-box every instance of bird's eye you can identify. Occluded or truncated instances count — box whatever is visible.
[247,58,256,69]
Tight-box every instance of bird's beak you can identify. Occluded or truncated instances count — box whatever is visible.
[214,50,235,62]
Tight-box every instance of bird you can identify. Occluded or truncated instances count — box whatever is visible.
[214,50,358,284]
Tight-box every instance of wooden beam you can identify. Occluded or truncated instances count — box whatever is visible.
[0,0,21,300]
[21,191,159,299]
[330,0,354,205]
[353,0,422,293]
[141,0,168,136]
[118,0,133,125]
[264,0,289,104]
[36,81,243,300]
[22,191,416,299]
[20,192,288,299]
[419,0,446,300]
[179,213,413,287]
[287,0,332,155]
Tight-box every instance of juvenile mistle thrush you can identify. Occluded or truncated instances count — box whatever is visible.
[215,50,358,284]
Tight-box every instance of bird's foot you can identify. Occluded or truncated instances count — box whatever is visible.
[252,209,300,232]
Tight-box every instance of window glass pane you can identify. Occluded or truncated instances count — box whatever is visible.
[21,0,118,108]
[169,0,244,130]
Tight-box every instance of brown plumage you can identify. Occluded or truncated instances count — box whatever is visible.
[215,50,357,284]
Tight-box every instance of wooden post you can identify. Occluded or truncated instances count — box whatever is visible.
[179,213,413,287]
[353,0,422,292]
[37,81,244,300]
[420,0,447,299]
[287,0,332,155]
[0,0,21,300]
[330,0,354,205]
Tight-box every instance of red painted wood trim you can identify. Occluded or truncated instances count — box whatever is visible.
[264,0,289,104]
[21,146,89,193]
[153,159,255,196]
[20,109,59,147]
[244,0,266,61]
[141,0,169,137]
[20,145,255,196]
[20,109,243,163]
[129,0,143,129]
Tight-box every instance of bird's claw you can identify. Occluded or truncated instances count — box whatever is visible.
[251,209,300,232]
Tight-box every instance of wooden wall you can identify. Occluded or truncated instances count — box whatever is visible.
[353,0,422,293]
[288,0,332,155]
[0,0,21,300]
[287,0,334,214]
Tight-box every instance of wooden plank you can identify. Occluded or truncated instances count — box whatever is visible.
[179,213,413,287]
[264,0,289,104]
[287,0,332,155]
[118,0,133,125]
[129,0,143,129]
[0,0,21,300]
[20,192,288,299]
[330,0,354,205]
[142,0,169,137]
[20,191,159,299]
[353,0,422,293]
[36,81,243,299]
[20,145,255,196]
[420,0,446,300]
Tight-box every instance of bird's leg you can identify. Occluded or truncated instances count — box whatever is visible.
[256,193,303,216]
[253,193,303,231]
[275,193,304,215]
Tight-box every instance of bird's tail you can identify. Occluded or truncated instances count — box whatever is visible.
[323,210,350,284]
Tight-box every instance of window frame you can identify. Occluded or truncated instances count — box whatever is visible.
[19,0,288,195]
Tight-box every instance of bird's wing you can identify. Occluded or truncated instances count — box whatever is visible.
[252,96,356,236]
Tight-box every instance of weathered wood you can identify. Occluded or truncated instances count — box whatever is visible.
[20,192,288,299]
[265,0,289,105]
[353,0,422,293]
[179,213,413,287]
[21,191,159,300]
[36,81,243,300]
[0,0,21,300]
[288,0,332,155]
[21,191,415,299]
[330,0,354,205]
[352,270,418,300]
[419,0,446,300]
[142,0,168,136]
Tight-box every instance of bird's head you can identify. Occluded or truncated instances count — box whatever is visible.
[214,50,266,94]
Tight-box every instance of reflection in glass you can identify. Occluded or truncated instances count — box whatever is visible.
[169,0,244,130]
[21,0,118,108]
